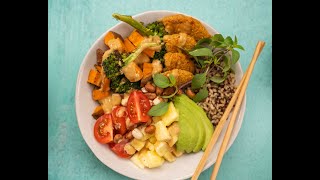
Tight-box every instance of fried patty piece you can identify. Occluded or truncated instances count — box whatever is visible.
[164,52,195,73]
[163,69,194,87]
[161,14,211,41]
[163,33,196,53]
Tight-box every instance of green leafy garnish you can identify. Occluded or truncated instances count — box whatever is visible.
[191,73,207,90]
[148,102,169,116]
[192,88,209,102]
[153,74,170,88]
[210,72,228,84]
[169,74,176,86]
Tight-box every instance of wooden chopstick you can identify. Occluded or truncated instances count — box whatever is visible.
[192,41,266,180]
[210,41,265,180]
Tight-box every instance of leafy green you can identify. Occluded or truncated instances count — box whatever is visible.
[102,51,124,78]
[153,45,167,63]
[148,102,169,116]
[153,74,170,88]
[210,72,228,84]
[169,74,176,86]
[191,73,207,90]
[192,88,209,102]
[110,75,140,93]
[189,48,213,57]
[231,49,240,64]
[146,21,167,38]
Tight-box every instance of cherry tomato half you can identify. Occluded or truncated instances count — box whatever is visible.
[94,114,113,144]
[111,106,128,135]
[127,90,151,123]
[109,139,131,158]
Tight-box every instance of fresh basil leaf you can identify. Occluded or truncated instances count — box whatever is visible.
[192,88,209,102]
[210,72,227,84]
[234,44,245,51]
[189,48,213,57]
[191,73,207,90]
[153,74,170,88]
[225,36,233,46]
[195,38,212,48]
[223,55,231,72]
[211,34,224,42]
[148,102,169,116]
[234,35,238,45]
[231,49,240,64]
[169,74,176,86]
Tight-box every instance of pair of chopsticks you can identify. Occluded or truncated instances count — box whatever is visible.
[192,41,266,180]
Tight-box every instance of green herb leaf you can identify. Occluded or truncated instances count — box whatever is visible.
[234,44,245,51]
[231,49,240,64]
[234,35,238,45]
[211,34,224,42]
[192,88,209,102]
[195,38,212,48]
[210,72,228,84]
[153,74,170,88]
[169,74,176,86]
[191,73,207,90]
[223,55,231,72]
[225,36,233,45]
[148,102,169,116]
[161,86,179,99]
[189,48,213,57]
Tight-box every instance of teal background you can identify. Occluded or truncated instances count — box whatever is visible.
[48,0,272,179]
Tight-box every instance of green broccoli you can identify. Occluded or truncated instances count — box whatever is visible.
[153,45,167,63]
[112,13,167,37]
[110,75,140,93]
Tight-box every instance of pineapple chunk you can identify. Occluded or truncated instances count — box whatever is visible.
[131,153,145,169]
[172,146,184,157]
[160,102,179,126]
[145,141,155,151]
[140,126,154,141]
[164,151,176,162]
[152,116,162,123]
[167,122,180,147]
[155,121,171,141]
[154,141,171,157]
[148,136,157,144]
[139,150,165,168]
[124,143,136,155]
[131,139,146,151]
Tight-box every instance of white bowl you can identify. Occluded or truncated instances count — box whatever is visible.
[75,10,246,180]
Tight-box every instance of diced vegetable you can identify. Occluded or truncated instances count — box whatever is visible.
[154,141,170,157]
[128,30,144,46]
[124,38,136,52]
[163,151,176,162]
[92,105,104,119]
[94,64,102,73]
[124,143,136,155]
[92,89,110,100]
[160,102,179,126]
[104,31,124,46]
[87,69,102,86]
[111,93,122,106]
[155,121,171,141]
[99,95,113,113]
[143,48,155,58]
[134,52,150,65]
[107,38,126,53]
[139,150,164,168]
[141,62,153,85]
[148,136,157,144]
[96,48,104,65]
[145,141,155,151]
[151,60,163,75]
[167,122,180,147]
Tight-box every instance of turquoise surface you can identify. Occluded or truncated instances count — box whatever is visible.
[48,0,272,179]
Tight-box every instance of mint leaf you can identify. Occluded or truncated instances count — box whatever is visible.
[189,48,213,57]
[211,34,224,42]
[148,102,169,116]
[191,73,207,90]
[234,44,245,51]
[234,35,238,45]
[210,72,227,84]
[192,88,209,102]
[169,74,176,86]
[231,49,240,64]
[223,55,231,72]
[153,74,170,88]
[225,36,233,46]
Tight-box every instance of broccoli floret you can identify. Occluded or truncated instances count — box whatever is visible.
[153,45,167,63]
[146,21,167,38]
[102,51,124,78]
[110,75,140,93]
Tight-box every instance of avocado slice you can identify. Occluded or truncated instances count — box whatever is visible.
[174,95,214,152]
[175,111,197,153]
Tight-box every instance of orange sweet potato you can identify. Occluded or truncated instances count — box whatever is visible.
[92,89,110,101]
[107,38,126,53]
[92,105,105,119]
[87,69,101,86]
[124,38,136,52]
[94,64,102,73]
[143,48,155,58]
[140,62,153,86]
[96,48,104,65]
[104,31,124,46]
[128,30,144,46]
[101,78,110,92]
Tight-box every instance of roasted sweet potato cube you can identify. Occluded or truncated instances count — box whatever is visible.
[92,105,104,119]
[87,69,102,86]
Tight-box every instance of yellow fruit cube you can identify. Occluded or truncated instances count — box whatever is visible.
[145,141,155,151]
[139,150,164,168]
[131,153,145,169]
[155,121,171,141]
[160,102,179,126]
[131,139,146,151]
[140,126,154,141]
[148,136,157,144]
[154,141,170,157]
[164,151,176,162]
[124,143,136,155]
